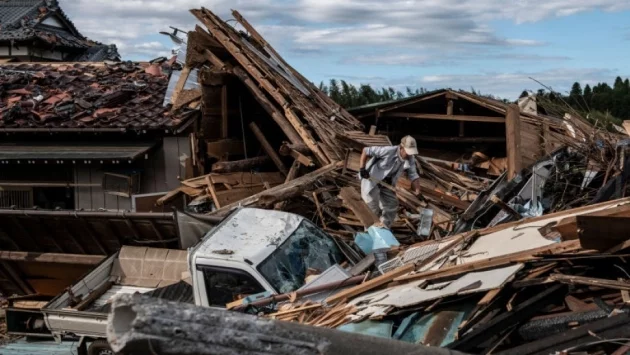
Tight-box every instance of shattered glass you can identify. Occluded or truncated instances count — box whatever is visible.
[257,220,346,293]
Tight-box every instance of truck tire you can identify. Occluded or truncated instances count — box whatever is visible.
[88,339,114,355]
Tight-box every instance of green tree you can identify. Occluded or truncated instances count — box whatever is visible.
[583,84,592,104]
[570,82,582,97]
[328,79,341,104]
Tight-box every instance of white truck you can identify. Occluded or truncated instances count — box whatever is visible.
[9,208,355,355]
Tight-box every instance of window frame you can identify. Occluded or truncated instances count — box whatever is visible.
[196,265,266,308]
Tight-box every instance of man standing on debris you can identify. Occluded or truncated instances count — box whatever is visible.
[359,135,422,228]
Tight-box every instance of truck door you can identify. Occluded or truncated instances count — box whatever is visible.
[197,265,266,308]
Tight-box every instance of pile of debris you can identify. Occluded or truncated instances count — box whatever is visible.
[158,7,484,241]
[226,197,630,354]
[143,8,630,355]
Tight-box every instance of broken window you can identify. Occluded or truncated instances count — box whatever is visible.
[199,266,265,307]
[257,220,347,293]
[102,172,141,198]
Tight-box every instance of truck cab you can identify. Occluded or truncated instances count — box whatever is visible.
[190,208,349,307]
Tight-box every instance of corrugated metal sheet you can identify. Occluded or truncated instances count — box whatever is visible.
[0,142,155,161]
[0,338,79,355]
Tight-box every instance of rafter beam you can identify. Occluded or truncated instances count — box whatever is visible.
[381,112,505,123]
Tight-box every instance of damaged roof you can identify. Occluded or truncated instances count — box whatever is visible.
[0,0,120,61]
[0,61,197,131]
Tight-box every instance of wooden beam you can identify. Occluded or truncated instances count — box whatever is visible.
[419,187,470,210]
[249,122,289,175]
[542,122,550,156]
[490,195,521,220]
[506,104,522,180]
[206,175,221,209]
[274,160,301,210]
[279,143,310,155]
[211,156,271,173]
[339,187,379,228]
[379,91,447,113]
[368,125,377,135]
[550,274,630,291]
[325,264,416,305]
[211,162,341,216]
[170,66,191,111]
[412,135,506,143]
[231,67,303,146]
[203,49,228,72]
[221,85,229,139]
[447,100,454,116]
[381,112,505,123]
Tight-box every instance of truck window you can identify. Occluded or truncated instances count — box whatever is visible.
[198,266,265,307]
[257,219,347,293]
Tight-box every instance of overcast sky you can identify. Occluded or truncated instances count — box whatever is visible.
[63,0,630,99]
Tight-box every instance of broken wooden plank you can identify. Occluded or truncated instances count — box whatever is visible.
[506,104,522,180]
[490,195,521,220]
[169,66,191,111]
[206,176,221,209]
[274,160,301,210]
[211,162,341,216]
[325,264,416,305]
[211,156,271,173]
[249,122,289,176]
[550,274,630,291]
[339,187,379,228]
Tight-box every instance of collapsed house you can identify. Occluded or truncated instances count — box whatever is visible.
[0,0,120,62]
[350,89,596,180]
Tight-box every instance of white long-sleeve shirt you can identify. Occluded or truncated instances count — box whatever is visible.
[360,146,420,200]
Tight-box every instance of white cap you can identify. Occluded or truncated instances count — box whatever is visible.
[401,135,418,155]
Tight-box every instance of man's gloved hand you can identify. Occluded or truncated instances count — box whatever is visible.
[360,168,370,179]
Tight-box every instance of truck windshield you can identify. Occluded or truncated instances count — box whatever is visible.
[257,219,346,293]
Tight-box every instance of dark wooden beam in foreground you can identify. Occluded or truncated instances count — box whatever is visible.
[107,294,464,355]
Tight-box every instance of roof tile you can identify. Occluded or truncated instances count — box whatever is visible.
[0,62,196,131]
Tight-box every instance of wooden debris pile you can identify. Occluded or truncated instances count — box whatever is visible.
[250,197,630,354]
[159,7,484,242]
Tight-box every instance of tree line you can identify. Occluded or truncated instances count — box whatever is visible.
[318,79,428,109]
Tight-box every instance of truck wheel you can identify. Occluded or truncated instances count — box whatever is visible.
[88,339,114,355]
